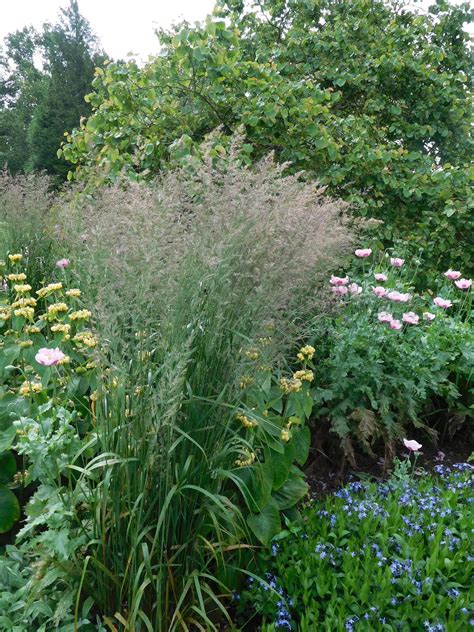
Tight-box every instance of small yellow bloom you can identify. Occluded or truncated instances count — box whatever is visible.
[25,325,41,334]
[239,375,254,389]
[296,345,315,362]
[293,369,314,383]
[279,377,302,394]
[90,391,99,402]
[244,347,260,361]
[36,282,63,298]
[0,308,11,321]
[18,339,33,348]
[73,331,98,348]
[235,449,256,467]
[14,284,32,294]
[236,412,258,429]
[8,253,23,263]
[48,302,68,316]
[51,323,71,334]
[8,273,27,282]
[19,381,42,396]
[14,307,34,319]
[12,297,36,308]
[85,361,96,370]
[65,288,81,298]
[281,429,291,443]
[57,355,71,365]
[69,309,91,321]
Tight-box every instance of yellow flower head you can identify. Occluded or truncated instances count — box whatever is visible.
[57,355,71,365]
[279,377,302,394]
[239,375,254,389]
[66,288,81,298]
[47,302,68,318]
[293,369,314,383]
[19,381,42,396]
[51,323,71,334]
[0,308,11,321]
[36,282,63,299]
[235,449,256,468]
[73,331,98,348]
[14,284,32,294]
[12,297,36,308]
[14,307,34,319]
[8,273,27,282]
[281,429,291,443]
[236,412,258,429]
[297,345,315,362]
[25,325,41,334]
[244,347,260,361]
[8,253,23,263]
[18,339,33,348]
[69,309,91,321]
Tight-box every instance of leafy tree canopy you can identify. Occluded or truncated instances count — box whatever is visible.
[60,0,473,270]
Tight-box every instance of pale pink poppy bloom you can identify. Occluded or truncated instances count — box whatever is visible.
[422,312,436,321]
[444,269,461,280]
[433,296,452,309]
[56,258,70,269]
[35,347,66,366]
[355,248,372,258]
[332,286,348,296]
[349,283,362,295]
[372,286,387,298]
[377,311,393,323]
[330,275,349,286]
[402,312,419,325]
[390,257,405,267]
[403,438,422,452]
[454,278,472,290]
[387,291,411,303]
[389,319,402,330]
[374,273,388,282]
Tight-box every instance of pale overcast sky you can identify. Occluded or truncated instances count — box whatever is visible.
[0,1,470,61]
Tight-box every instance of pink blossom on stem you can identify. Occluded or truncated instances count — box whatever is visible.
[433,296,452,309]
[332,286,348,296]
[349,283,362,295]
[389,319,402,330]
[330,275,349,286]
[372,286,387,298]
[56,258,70,269]
[422,312,436,321]
[35,347,66,366]
[403,438,422,452]
[355,248,372,258]
[444,269,461,280]
[402,312,419,325]
[377,311,393,323]
[374,273,388,282]
[390,257,405,268]
[454,278,472,290]
[387,291,411,303]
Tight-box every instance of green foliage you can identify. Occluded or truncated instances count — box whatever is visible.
[60,0,473,270]
[308,247,473,459]
[237,461,473,631]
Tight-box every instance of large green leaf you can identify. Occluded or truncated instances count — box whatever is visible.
[0,427,16,453]
[0,485,20,533]
[293,426,311,466]
[247,498,281,546]
[272,468,308,511]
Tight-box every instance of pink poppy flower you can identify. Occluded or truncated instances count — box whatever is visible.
[330,275,349,286]
[349,283,362,295]
[332,286,348,296]
[355,248,372,258]
[372,286,387,298]
[389,319,402,330]
[386,291,411,303]
[454,278,472,290]
[377,311,393,323]
[56,258,70,269]
[444,269,461,280]
[402,312,419,325]
[422,312,435,321]
[374,273,388,282]
[390,257,405,268]
[35,347,66,366]
[403,438,422,452]
[433,296,452,309]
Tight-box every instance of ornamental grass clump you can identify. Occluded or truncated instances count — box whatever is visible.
[49,147,354,629]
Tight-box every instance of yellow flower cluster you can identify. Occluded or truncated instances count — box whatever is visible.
[239,375,254,389]
[293,369,314,383]
[65,288,81,298]
[14,306,34,319]
[281,428,291,442]
[8,253,22,263]
[51,323,71,335]
[46,302,68,320]
[18,339,33,348]
[19,381,43,396]
[8,273,27,282]
[69,309,91,321]
[279,377,302,394]
[14,284,32,294]
[12,297,36,308]
[235,449,256,467]
[36,282,63,298]
[73,331,98,348]
[297,345,315,362]
[24,325,41,334]
[0,308,11,321]
[236,412,258,429]
[244,347,260,361]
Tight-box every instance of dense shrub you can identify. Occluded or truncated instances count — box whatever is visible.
[237,460,473,631]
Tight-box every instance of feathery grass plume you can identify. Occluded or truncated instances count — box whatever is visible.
[52,140,354,629]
